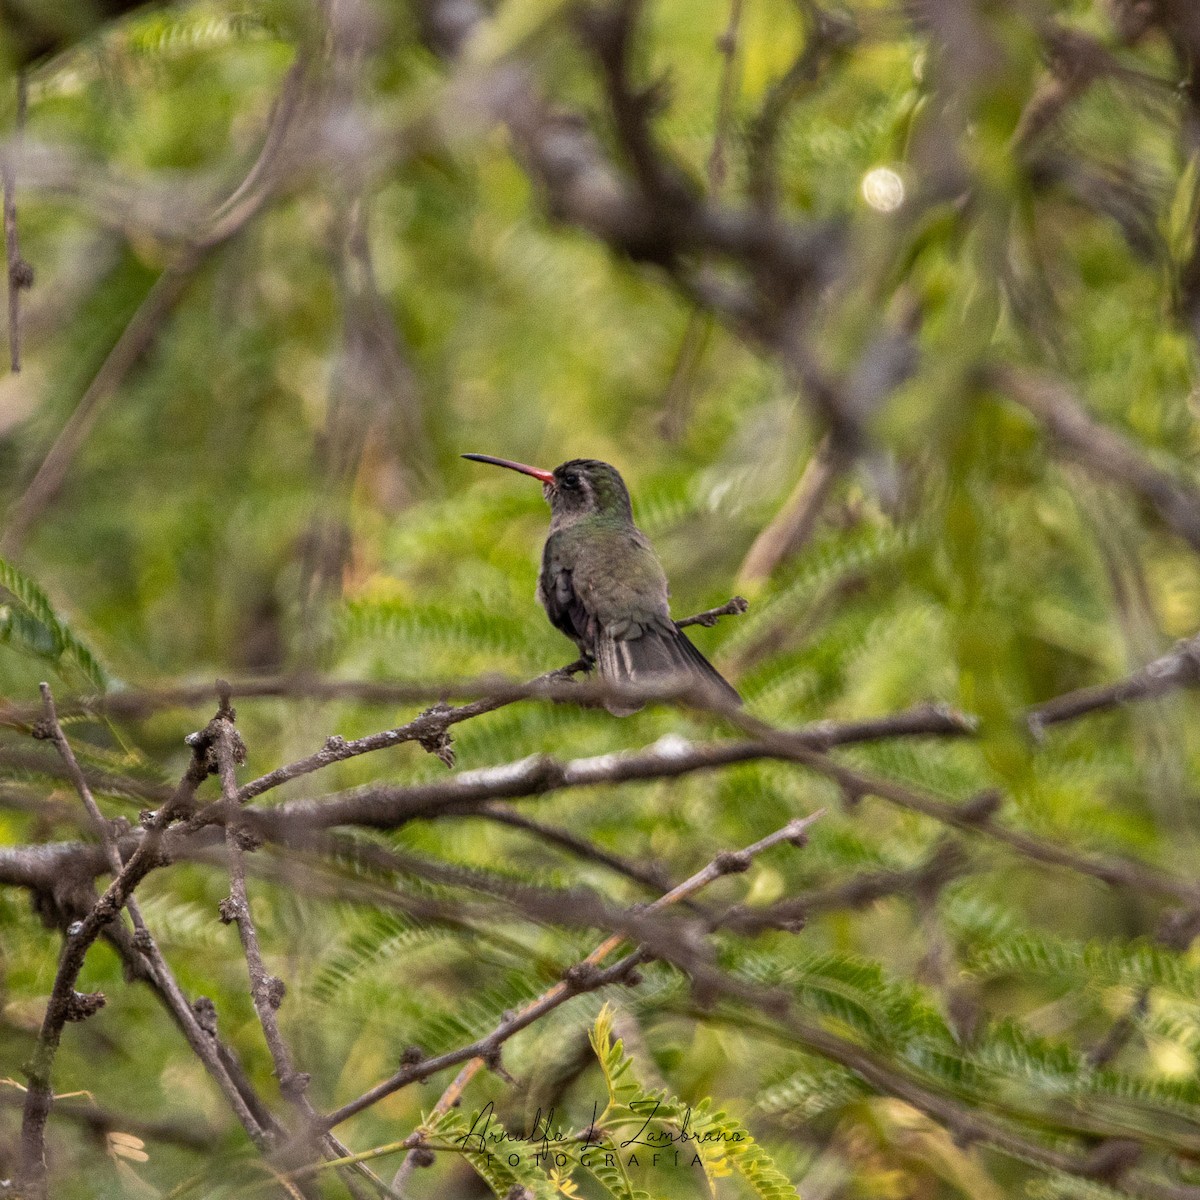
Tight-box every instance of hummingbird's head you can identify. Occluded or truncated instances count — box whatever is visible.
[462,455,634,524]
[546,459,633,522]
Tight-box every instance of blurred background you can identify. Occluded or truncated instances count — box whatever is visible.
[5,0,1200,1197]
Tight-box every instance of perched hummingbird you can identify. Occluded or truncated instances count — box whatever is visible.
[462,454,742,715]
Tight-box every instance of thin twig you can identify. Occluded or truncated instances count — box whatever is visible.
[675,595,749,628]
[4,598,745,725]
[0,252,199,556]
[1027,630,1200,730]
[368,810,823,1190]
[737,433,846,587]
[466,803,673,893]
[18,702,259,1198]
[707,0,744,192]
[214,710,393,1199]
[0,1086,215,1151]
[217,718,305,1111]
[3,71,31,372]
[35,683,281,1154]
[997,365,1200,554]
[658,0,740,442]
[0,53,311,555]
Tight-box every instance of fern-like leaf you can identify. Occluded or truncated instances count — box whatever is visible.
[0,556,108,689]
[589,1003,798,1199]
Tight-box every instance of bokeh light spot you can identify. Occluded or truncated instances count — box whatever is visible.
[861,166,905,213]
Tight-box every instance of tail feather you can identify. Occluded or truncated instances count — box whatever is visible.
[595,622,741,716]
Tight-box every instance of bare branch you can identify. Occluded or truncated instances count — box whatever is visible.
[737,433,846,587]
[338,810,823,1190]
[33,684,282,1160]
[0,51,312,555]
[675,595,749,629]
[996,366,1200,554]
[3,72,32,372]
[17,703,259,1198]
[214,706,392,1199]
[1027,631,1200,730]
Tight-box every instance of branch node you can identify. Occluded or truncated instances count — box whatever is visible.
[192,996,218,1036]
[233,824,263,853]
[324,734,348,752]
[185,713,245,776]
[280,1071,310,1100]
[563,961,601,992]
[10,257,33,289]
[416,706,456,769]
[265,976,286,1010]
[218,896,242,925]
[713,849,752,875]
[839,783,865,810]
[64,990,106,1022]
[30,718,54,741]
[481,1041,510,1080]
[784,819,812,848]
[529,756,568,792]
[959,789,1003,824]
[411,1146,436,1169]
[399,1044,425,1066]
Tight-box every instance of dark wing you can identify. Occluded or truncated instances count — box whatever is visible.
[538,534,597,654]
[539,527,741,715]
[565,529,741,715]
[594,620,742,715]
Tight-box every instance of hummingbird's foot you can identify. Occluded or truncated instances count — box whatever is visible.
[555,654,594,678]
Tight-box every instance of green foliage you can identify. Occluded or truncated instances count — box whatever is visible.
[428,1107,562,1200]
[964,931,1200,998]
[0,556,108,690]
[590,1003,799,1200]
[8,1,1200,1198]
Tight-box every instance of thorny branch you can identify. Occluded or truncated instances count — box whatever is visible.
[213,706,389,1200]
[9,594,1200,1194]
[369,812,824,1192]
[16,698,262,1198]
[31,686,279,1156]
[12,4,1200,1198]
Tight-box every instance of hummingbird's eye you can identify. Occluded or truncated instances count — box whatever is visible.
[564,473,580,489]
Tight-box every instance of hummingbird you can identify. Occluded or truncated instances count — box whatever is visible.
[462,454,742,715]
